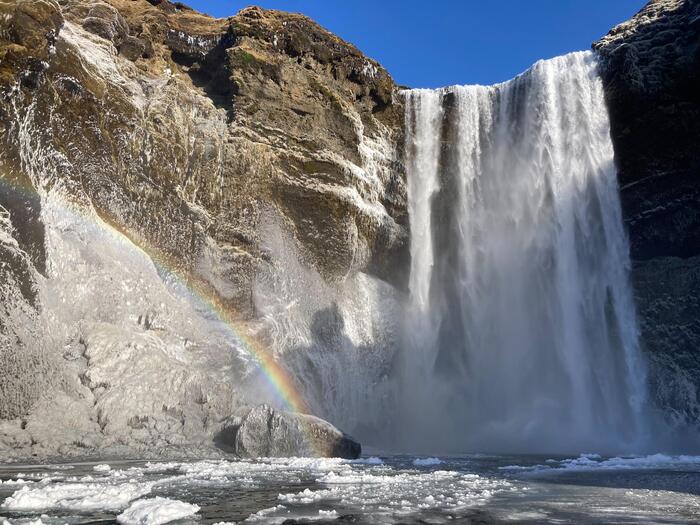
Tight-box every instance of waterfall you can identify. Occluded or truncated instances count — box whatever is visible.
[400,51,649,454]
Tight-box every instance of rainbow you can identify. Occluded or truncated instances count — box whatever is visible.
[0,176,310,416]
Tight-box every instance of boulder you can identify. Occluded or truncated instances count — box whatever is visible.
[216,405,361,459]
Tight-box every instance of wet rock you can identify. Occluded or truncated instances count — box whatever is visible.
[595,0,700,426]
[216,405,361,459]
[633,256,700,426]
[595,0,700,260]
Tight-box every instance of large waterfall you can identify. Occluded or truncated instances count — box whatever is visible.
[398,51,649,454]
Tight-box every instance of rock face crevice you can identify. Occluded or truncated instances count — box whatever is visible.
[595,0,700,429]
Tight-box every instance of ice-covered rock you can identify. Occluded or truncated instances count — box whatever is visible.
[216,404,361,459]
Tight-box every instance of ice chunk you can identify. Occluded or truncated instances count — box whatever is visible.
[116,497,200,525]
[413,457,443,466]
[1,481,152,512]
[499,453,700,472]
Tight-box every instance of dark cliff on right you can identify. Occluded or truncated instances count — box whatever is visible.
[595,0,700,428]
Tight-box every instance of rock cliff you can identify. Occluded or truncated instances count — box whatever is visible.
[595,0,700,429]
[0,0,405,458]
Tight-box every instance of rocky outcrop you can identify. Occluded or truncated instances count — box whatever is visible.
[0,0,403,457]
[595,0,700,426]
[216,404,361,458]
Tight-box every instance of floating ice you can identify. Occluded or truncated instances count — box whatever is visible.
[0,478,31,486]
[116,497,200,525]
[92,464,111,473]
[281,468,510,515]
[1,458,513,523]
[413,457,443,466]
[499,453,700,472]
[1,481,153,512]
[245,504,288,522]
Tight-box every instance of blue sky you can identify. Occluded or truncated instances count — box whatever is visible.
[183,1,647,88]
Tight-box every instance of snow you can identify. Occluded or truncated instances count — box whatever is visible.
[413,457,443,466]
[93,464,111,473]
[116,497,200,525]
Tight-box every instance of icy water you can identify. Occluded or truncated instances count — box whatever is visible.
[1,454,700,524]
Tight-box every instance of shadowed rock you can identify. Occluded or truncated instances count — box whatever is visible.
[595,0,700,429]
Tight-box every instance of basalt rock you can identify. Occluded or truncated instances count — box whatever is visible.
[595,0,700,427]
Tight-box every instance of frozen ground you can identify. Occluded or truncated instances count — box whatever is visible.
[1,454,699,524]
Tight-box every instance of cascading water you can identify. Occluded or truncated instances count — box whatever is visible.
[399,51,649,454]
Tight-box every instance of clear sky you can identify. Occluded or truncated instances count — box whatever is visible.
[182,1,647,88]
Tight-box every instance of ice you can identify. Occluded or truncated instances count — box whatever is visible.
[1,457,513,523]
[244,504,287,522]
[116,497,200,525]
[92,464,111,473]
[0,479,31,485]
[281,467,511,514]
[413,457,443,466]
[1,481,153,512]
[0,516,47,525]
[499,453,700,472]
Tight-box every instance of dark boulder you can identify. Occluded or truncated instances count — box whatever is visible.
[216,405,361,459]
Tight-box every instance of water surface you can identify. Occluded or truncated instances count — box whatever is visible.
[2,453,700,524]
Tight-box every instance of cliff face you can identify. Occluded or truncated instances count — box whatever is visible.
[595,0,700,427]
[1,0,406,308]
[0,0,405,457]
